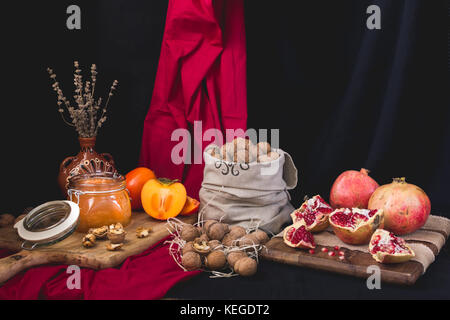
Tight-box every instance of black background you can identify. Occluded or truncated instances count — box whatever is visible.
[1,0,449,299]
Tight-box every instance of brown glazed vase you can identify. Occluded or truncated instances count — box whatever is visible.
[58,137,117,196]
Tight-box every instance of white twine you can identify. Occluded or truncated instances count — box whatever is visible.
[165,203,269,278]
[197,185,225,225]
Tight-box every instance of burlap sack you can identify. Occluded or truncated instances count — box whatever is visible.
[199,145,298,235]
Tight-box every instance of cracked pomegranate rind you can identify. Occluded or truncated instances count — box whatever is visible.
[369,229,415,264]
[283,223,316,249]
[291,195,333,233]
[329,208,384,245]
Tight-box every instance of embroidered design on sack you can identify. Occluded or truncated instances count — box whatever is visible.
[214,160,250,176]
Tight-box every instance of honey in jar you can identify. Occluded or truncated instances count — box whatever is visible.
[68,172,131,233]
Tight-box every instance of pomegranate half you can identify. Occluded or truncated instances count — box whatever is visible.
[329,168,379,209]
[368,178,431,235]
[283,223,316,249]
[329,208,384,245]
[369,229,415,264]
[290,195,333,233]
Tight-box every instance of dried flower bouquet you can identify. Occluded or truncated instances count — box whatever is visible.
[47,62,118,138]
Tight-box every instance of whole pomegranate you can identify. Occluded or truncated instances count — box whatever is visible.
[368,178,431,235]
[329,168,379,209]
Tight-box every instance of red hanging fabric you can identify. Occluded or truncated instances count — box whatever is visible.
[139,0,248,199]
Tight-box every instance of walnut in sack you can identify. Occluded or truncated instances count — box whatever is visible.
[233,137,251,151]
[258,151,280,163]
[256,141,271,156]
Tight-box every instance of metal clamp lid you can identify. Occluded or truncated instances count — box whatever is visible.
[14,201,80,250]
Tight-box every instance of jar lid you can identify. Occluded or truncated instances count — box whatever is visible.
[14,201,80,250]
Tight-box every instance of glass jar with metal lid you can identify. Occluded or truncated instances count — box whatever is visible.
[68,172,131,233]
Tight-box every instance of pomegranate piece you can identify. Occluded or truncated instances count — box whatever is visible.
[328,251,335,257]
[283,223,316,249]
[369,229,415,264]
[368,177,431,235]
[329,207,384,245]
[290,195,333,233]
[321,247,329,253]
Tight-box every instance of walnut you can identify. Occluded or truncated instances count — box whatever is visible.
[251,230,270,245]
[106,243,123,251]
[82,234,96,248]
[208,240,222,251]
[180,224,200,242]
[233,137,251,151]
[192,238,211,255]
[222,226,247,246]
[108,224,126,244]
[182,252,202,271]
[258,151,280,163]
[203,220,227,241]
[0,214,15,227]
[182,241,196,255]
[234,257,258,276]
[88,226,108,240]
[227,251,248,269]
[136,227,152,239]
[204,251,227,271]
[198,233,209,243]
[110,223,124,231]
[256,142,271,156]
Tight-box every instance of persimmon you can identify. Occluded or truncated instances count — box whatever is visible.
[141,178,187,220]
[126,167,156,210]
[180,197,200,216]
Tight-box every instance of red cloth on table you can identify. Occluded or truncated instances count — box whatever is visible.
[139,0,248,199]
[0,0,247,300]
[0,237,199,300]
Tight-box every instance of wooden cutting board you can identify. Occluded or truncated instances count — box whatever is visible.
[261,237,428,285]
[0,212,197,285]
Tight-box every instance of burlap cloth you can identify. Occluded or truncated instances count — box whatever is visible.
[276,215,450,273]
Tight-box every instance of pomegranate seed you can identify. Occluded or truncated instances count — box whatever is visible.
[309,249,315,254]
[339,256,345,261]
[334,246,340,251]
[321,247,329,253]
[328,251,335,257]
[339,251,345,256]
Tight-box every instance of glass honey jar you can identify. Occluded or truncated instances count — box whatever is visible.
[68,172,131,233]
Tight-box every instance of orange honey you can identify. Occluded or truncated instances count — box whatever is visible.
[68,173,131,233]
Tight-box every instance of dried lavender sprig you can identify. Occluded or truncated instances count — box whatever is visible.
[47,68,75,127]
[94,80,118,135]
